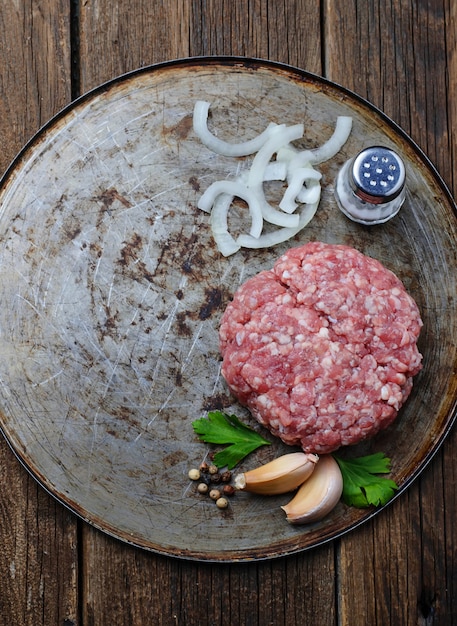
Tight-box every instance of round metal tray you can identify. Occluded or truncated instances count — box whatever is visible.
[0,57,456,561]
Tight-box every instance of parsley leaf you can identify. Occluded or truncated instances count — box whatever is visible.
[192,411,271,469]
[333,452,399,508]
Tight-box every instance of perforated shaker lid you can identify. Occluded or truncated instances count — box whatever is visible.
[350,146,406,204]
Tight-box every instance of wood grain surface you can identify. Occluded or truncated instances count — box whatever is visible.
[0,1,456,625]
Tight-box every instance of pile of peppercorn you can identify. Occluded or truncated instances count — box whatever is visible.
[188,461,236,509]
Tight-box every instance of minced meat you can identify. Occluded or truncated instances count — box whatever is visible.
[219,241,423,454]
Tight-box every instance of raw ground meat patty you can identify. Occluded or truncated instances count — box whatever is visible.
[219,241,423,454]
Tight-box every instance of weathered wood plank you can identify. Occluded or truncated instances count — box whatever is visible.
[338,492,429,625]
[1,1,454,624]
[76,2,337,626]
[324,0,452,190]
[76,1,457,624]
[79,0,322,94]
[81,523,337,626]
[0,450,79,626]
[0,0,72,167]
[446,0,457,196]
[0,3,78,625]
[325,0,457,623]
[78,0,191,92]
[188,0,321,71]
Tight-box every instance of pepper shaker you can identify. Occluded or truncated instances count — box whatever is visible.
[334,146,406,225]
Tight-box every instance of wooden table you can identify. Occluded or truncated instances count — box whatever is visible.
[0,2,456,624]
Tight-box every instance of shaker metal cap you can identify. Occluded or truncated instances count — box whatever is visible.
[350,146,406,204]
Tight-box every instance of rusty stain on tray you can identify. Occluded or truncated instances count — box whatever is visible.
[0,58,456,562]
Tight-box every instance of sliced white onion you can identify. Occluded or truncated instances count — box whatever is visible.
[217,171,298,228]
[259,197,300,227]
[308,116,353,164]
[197,180,263,238]
[236,200,319,249]
[296,182,321,205]
[263,161,287,181]
[246,124,304,227]
[193,102,353,256]
[209,192,232,234]
[247,124,304,189]
[286,149,313,171]
[209,193,241,257]
[276,144,299,164]
[279,168,322,213]
[213,231,241,257]
[193,101,279,157]
[236,161,287,184]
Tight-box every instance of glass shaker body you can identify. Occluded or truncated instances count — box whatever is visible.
[335,146,406,225]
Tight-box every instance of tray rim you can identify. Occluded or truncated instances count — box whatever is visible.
[0,55,456,562]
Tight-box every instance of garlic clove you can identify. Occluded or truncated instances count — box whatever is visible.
[281,454,343,524]
[233,452,319,495]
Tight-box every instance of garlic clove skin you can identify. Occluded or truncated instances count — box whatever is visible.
[233,452,319,495]
[281,454,343,524]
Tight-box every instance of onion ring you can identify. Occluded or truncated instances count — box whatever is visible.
[197,180,263,238]
[308,116,353,164]
[279,168,322,213]
[236,200,319,249]
[193,101,279,157]
[209,193,241,257]
[193,103,353,255]
[246,124,304,227]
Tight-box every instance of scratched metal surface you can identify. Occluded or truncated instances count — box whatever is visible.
[0,58,456,561]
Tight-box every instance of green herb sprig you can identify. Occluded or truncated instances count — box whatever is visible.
[192,410,271,469]
[333,452,399,508]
